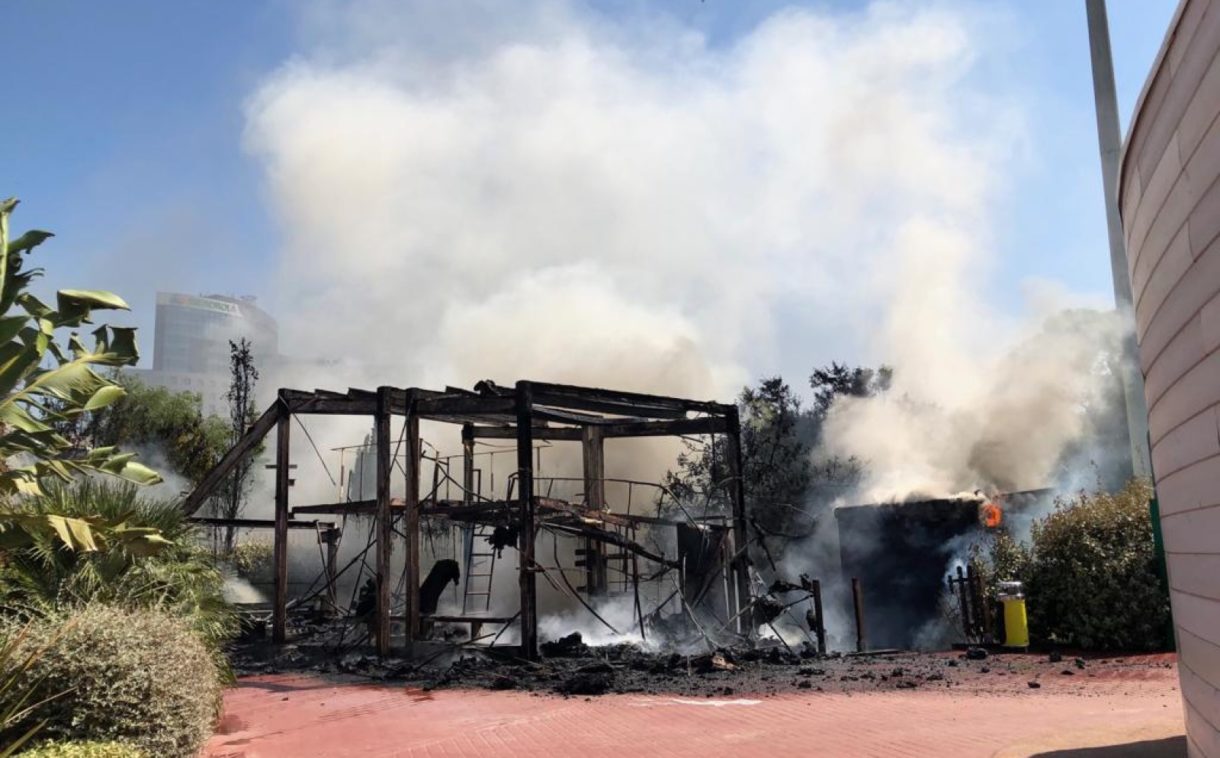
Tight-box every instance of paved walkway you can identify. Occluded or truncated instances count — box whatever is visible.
[206,671,1185,757]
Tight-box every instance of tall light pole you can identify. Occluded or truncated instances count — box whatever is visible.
[1085,0,1152,479]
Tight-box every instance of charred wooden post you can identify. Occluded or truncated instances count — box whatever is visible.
[852,577,867,653]
[374,387,393,656]
[580,426,608,597]
[955,565,973,639]
[811,578,827,655]
[461,423,475,507]
[322,527,340,615]
[515,381,539,659]
[401,402,421,642]
[969,564,993,642]
[724,407,752,635]
[272,408,291,644]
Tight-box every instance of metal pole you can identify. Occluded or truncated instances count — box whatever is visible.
[1085,0,1152,479]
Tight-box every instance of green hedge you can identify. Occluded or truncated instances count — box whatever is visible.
[0,605,221,758]
[973,478,1170,651]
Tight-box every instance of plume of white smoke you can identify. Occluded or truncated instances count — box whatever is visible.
[820,302,1127,503]
[235,0,1131,648]
[244,1,1015,418]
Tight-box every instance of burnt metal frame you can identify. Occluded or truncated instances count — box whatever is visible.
[181,380,750,660]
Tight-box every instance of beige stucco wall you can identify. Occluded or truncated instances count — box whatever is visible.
[1120,0,1220,754]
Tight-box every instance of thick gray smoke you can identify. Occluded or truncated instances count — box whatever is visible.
[234,2,1137,651]
[245,0,1017,418]
[820,305,1128,502]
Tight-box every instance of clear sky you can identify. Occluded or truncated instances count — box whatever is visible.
[6,0,1181,382]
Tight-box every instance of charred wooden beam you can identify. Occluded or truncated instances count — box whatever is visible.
[467,425,583,441]
[526,380,732,417]
[291,498,403,515]
[420,500,513,518]
[190,517,333,530]
[415,395,516,419]
[600,417,729,438]
[545,521,682,571]
[530,406,615,426]
[181,401,282,515]
[280,388,378,415]
[535,497,632,527]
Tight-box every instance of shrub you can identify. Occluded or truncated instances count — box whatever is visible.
[0,605,222,758]
[0,479,237,650]
[972,478,1169,650]
[228,539,273,580]
[19,742,145,758]
[1025,479,1168,650]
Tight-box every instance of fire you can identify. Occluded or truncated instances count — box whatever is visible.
[980,501,1003,528]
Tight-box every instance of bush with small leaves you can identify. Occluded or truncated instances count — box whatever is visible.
[971,479,1169,651]
[1024,479,1169,650]
[0,605,221,757]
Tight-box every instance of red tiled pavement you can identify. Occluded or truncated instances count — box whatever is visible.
[206,670,1185,757]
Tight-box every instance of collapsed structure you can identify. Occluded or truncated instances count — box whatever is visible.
[181,380,752,660]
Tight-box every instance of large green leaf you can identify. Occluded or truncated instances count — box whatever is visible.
[0,341,43,399]
[83,383,126,411]
[6,359,112,408]
[16,294,53,320]
[57,289,130,311]
[55,289,131,327]
[0,314,29,345]
[5,230,53,256]
[0,400,54,433]
[102,326,139,364]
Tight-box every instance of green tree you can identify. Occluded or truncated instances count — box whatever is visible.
[808,362,893,422]
[806,362,893,500]
[78,375,230,488]
[218,338,258,553]
[667,377,811,532]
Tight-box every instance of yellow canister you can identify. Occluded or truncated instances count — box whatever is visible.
[998,581,1029,649]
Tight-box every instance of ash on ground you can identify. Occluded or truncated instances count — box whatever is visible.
[227,626,1173,699]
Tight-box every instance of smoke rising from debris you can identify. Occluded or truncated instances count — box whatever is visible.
[247,0,1123,541]
[233,0,1134,651]
[820,305,1127,503]
[245,1,1018,415]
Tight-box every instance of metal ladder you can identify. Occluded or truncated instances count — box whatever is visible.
[603,525,635,594]
[462,524,498,613]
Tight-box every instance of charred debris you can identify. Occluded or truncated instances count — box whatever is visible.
[183,379,1041,690]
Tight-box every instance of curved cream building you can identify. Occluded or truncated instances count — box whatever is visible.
[1120,1,1220,753]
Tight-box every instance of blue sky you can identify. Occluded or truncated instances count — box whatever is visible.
[6,0,1179,376]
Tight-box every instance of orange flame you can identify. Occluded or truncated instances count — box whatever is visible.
[980,501,1003,529]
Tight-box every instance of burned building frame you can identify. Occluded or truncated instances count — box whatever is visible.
[181,380,752,659]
